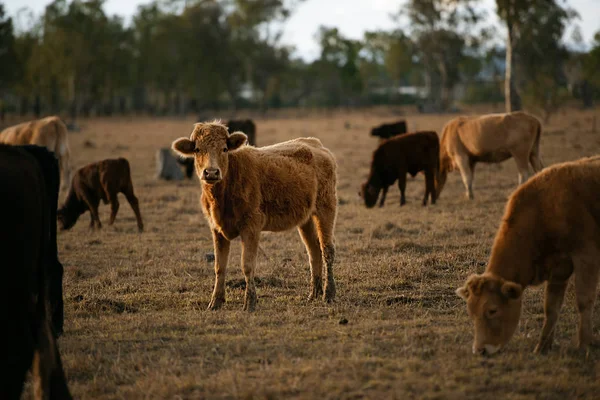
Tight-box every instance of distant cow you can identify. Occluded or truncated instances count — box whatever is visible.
[360,131,439,208]
[20,145,65,336]
[227,119,256,146]
[370,120,408,140]
[0,145,72,400]
[457,156,600,355]
[437,111,543,200]
[176,156,195,179]
[172,122,337,311]
[0,116,72,191]
[58,158,144,232]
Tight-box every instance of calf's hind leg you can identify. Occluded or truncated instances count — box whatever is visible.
[123,185,144,232]
[573,245,600,349]
[298,219,324,300]
[107,192,120,226]
[314,210,336,303]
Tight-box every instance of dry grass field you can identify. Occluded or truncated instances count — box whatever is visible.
[24,106,600,398]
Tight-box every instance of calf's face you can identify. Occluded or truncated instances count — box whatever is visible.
[456,273,523,355]
[172,123,247,184]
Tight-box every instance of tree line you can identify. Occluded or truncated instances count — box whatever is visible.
[0,0,599,120]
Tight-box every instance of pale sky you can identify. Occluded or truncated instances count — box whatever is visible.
[5,0,600,60]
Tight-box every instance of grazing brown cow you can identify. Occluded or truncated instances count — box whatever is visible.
[456,156,600,355]
[0,116,72,191]
[0,145,72,400]
[437,111,543,199]
[58,158,144,232]
[360,131,439,208]
[172,121,338,311]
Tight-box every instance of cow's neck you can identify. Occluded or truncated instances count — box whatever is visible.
[486,217,540,288]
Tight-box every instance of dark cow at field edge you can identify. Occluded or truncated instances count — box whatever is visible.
[370,120,408,140]
[360,131,439,208]
[0,144,72,400]
[58,158,144,232]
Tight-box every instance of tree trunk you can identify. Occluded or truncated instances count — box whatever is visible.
[504,23,521,112]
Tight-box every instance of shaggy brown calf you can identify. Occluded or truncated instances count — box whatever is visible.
[172,122,338,311]
[0,116,72,191]
[0,145,71,400]
[370,120,407,140]
[58,158,144,232]
[360,131,439,208]
[437,111,543,199]
[457,156,600,355]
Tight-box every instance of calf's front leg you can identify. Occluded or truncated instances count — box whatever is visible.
[240,231,260,312]
[378,186,389,207]
[208,230,231,310]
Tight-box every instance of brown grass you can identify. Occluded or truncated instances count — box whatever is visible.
[28,107,600,398]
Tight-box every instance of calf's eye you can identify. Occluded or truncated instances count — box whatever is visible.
[223,147,228,153]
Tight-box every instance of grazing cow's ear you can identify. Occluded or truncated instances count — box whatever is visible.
[172,138,196,157]
[501,281,523,300]
[456,285,469,300]
[227,132,248,151]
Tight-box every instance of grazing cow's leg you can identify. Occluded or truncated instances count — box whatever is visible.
[314,212,336,302]
[32,318,72,400]
[108,193,120,226]
[123,187,144,232]
[398,173,407,206]
[530,151,544,173]
[512,150,531,185]
[455,156,474,199]
[573,245,600,349]
[240,231,260,312]
[535,280,568,353]
[83,195,102,230]
[423,168,436,206]
[378,186,389,208]
[298,218,324,300]
[208,230,230,310]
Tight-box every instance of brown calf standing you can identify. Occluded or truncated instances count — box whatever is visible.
[360,131,440,208]
[58,158,143,232]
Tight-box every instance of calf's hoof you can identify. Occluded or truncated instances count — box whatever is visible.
[243,291,257,312]
[308,278,324,300]
[207,296,225,311]
[323,282,336,303]
[138,225,144,233]
[534,341,552,354]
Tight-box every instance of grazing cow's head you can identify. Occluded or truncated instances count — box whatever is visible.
[171,121,247,184]
[456,273,523,356]
[359,181,380,208]
[57,207,77,230]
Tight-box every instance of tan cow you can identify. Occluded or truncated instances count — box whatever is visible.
[0,116,71,190]
[437,111,543,199]
[456,156,600,355]
[172,121,338,311]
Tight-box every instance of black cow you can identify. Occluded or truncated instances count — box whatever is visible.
[0,144,72,399]
[227,119,256,146]
[370,120,408,140]
[21,145,65,336]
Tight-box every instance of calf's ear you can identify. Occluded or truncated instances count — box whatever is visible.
[456,285,469,300]
[501,281,523,300]
[172,138,196,157]
[227,132,248,151]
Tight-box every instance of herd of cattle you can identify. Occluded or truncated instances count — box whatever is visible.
[0,110,599,398]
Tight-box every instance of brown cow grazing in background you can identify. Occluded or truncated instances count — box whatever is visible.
[370,120,408,140]
[0,116,72,191]
[172,121,338,311]
[0,145,72,400]
[227,119,256,146]
[456,156,600,355]
[437,111,543,200]
[360,131,439,208]
[58,158,144,232]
